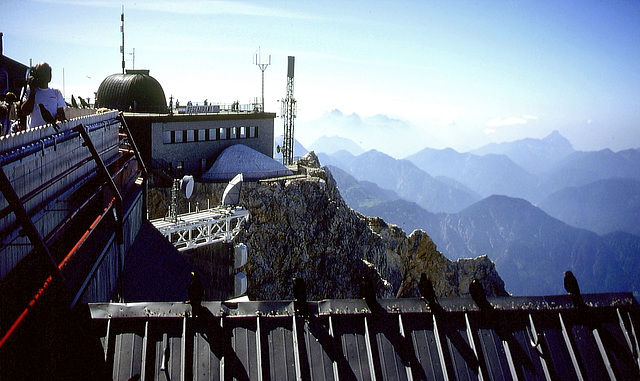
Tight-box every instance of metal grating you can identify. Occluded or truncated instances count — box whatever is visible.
[91,293,640,380]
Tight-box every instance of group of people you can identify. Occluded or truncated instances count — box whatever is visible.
[1,62,66,136]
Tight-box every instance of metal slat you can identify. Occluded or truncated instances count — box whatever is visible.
[261,316,297,380]
[464,313,484,381]
[227,316,260,380]
[303,316,337,381]
[558,312,586,381]
[113,321,145,380]
[367,313,410,381]
[333,314,373,380]
[475,326,511,381]
[438,313,480,381]
[192,316,223,381]
[594,309,640,380]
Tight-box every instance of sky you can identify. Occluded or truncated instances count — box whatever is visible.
[3,0,640,154]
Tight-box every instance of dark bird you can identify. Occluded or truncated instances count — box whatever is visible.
[564,271,584,307]
[79,96,89,108]
[469,278,491,311]
[293,277,308,317]
[188,271,204,310]
[418,273,437,307]
[71,95,78,108]
[360,276,382,313]
[38,103,59,132]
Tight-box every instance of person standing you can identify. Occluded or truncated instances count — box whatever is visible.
[20,62,66,129]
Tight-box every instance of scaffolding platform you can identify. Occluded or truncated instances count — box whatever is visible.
[150,206,249,252]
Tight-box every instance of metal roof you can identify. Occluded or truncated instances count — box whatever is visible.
[201,144,293,182]
[90,293,640,380]
[96,70,168,113]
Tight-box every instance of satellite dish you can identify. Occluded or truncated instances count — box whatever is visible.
[222,173,243,206]
[180,175,194,199]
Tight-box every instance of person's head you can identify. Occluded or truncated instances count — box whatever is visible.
[5,92,16,103]
[31,62,52,88]
[0,103,7,119]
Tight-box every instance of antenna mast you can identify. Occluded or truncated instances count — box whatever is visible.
[120,6,125,74]
[281,56,296,166]
[253,47,271,113]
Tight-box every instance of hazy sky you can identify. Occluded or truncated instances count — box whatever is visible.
[3,0,640,153]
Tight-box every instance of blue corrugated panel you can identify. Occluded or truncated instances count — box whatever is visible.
[301,316,338,380]
[439,313,481,381]
[402,313,448,380]
[89,294,640,381]
[261,317,298,380]
[367,313,411,380]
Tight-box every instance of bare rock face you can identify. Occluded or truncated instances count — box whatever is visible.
[237,152,507,300]
[149,151,508,300]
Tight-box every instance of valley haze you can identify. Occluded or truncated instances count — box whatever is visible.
[300,125,640,297]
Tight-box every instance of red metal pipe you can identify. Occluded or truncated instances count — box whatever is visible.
[0,197,116,349]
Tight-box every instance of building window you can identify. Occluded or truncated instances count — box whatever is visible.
[219,127,226,140]
[163,130,172,144]
[174,130,183,143]
[186,130,195,142]
[209,128,216,141]
[240,126,246,138]
[230,127,237,139]
[198,129,205,142]
[248,126,256,138]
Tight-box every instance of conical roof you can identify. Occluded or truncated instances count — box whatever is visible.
[201,144,292,182]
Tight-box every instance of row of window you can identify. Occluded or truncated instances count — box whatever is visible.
[163,126,259,144]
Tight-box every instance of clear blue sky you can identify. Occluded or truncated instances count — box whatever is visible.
[3,0,639,152]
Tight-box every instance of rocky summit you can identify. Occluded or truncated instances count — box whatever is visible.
[149,151,508,301]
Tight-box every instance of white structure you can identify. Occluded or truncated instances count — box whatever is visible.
[150,206,249,252]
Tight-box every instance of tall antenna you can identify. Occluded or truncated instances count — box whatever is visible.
[281,56,296,166]
[120,6,125,74]
[253,47,270,113]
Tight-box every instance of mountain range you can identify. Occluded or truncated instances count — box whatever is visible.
[298,116,639,296]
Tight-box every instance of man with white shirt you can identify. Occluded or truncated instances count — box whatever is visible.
[20,62,66,129]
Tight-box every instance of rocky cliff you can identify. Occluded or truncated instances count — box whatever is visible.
[148,152,508,301]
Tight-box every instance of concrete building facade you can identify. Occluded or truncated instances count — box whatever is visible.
[123,111,276,180]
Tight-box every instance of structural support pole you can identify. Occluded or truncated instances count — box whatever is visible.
[0,166,63,282]
[73,124,123,238]
[117,112,148,221]
[74,123,125,300]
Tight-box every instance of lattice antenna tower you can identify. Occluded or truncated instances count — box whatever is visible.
[281,56,296,166]
[253,47,271,113]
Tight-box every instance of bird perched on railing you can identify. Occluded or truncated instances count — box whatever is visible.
[188,271,204,313]
[564,270,584,308]
[469,278,492,311]
[79,97,89,108]
[38,103,59,132]
[293,277,309,317]
[419,273,437,307]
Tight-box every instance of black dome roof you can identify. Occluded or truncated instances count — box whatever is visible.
[96,70,167,113]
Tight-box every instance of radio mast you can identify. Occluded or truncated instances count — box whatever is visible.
[120,6,125,74]
[281,56,296,166]
[253,47,271,113]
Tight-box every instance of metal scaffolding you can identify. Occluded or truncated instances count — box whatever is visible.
[150,207,249,252]
[281,56,296,166]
